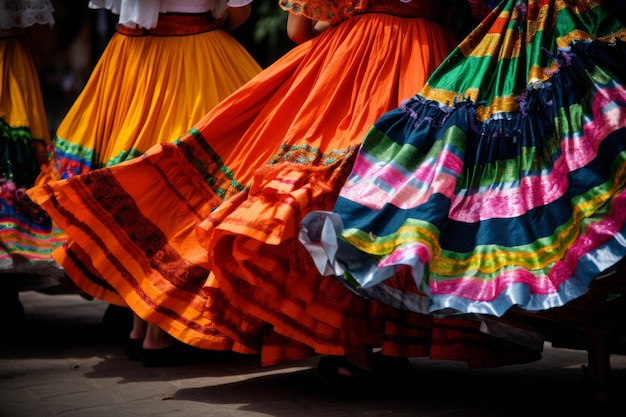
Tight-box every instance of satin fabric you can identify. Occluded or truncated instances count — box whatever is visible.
[300,0,626,329]
[29,0,545,367]
[32,0,539,364]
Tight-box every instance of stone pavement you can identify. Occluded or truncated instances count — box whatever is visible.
[1,291,625,417]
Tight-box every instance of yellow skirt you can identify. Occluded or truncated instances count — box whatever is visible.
[0,37,50,144]
[52,19,262,179]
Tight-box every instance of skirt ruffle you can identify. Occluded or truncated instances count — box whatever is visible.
[301,1,626,324]
[26,12,542,366]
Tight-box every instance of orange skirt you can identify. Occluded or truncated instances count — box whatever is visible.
[29,12,541,366]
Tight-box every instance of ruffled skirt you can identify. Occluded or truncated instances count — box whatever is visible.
[0,36,65,285]
[300,0,626,340]
[29,10,545,366]
[51,25,262,178]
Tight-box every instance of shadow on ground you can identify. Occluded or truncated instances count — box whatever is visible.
[2,292,625,417]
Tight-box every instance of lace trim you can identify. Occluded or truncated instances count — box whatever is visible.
[279,0,368,25]
[0,0,55,30]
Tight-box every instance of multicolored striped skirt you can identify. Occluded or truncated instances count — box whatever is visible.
[301,0,626,334]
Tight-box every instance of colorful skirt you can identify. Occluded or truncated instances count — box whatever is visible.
[27,11,540,366]
[0,36,65,286]
[300,0,626,338]
[51,13,262,179]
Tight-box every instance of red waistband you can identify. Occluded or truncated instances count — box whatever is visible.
[359,2,449,25]
[117,12,221,36]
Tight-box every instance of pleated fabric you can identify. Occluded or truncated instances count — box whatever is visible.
[191,10,460,363]
[51,16,262,179]
[0,36,65,285]
[29,0,545,367]
[300,0,626,333]
[29,0,464,363]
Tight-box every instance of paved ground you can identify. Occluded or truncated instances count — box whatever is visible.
[1,291,625,417]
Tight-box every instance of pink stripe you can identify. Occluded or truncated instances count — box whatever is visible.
[378,242,432,265]
[341,86,626,224]
[397,192,626,301]
[430,268,558,300]
[452,88,626,222]
[341,148,463,208]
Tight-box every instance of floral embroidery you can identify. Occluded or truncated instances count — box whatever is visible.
[279,0,368,25]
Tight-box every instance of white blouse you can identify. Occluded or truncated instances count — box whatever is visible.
[0,0,55,30]
[88,0,253,29]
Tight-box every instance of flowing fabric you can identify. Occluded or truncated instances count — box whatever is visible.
[49,12,262,179]
[300,0,626,332]
[26,0,543,367]
[0,16,66,286]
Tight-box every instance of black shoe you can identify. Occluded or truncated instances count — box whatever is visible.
[141,340,214,367]
[102,305,133,342]
[124,338,143,361]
